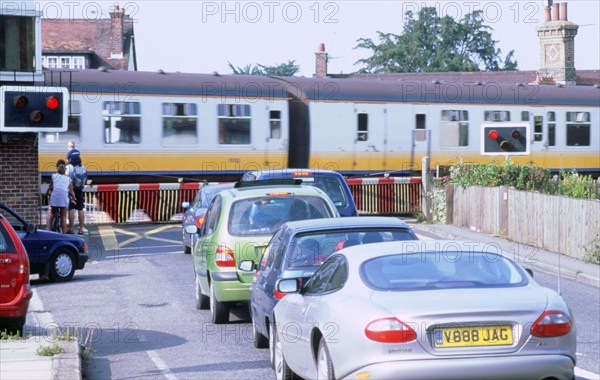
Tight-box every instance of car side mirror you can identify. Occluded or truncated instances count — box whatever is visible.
[276,278,300,294]
[238,260,255,272]
[185,225,198,234]
[27,224,37,234]
[525,268,534,278]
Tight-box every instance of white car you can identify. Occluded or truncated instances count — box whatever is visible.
[272,240,576,380]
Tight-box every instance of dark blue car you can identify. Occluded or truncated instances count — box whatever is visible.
[0,203,88,282]
[180,183,235,254]
[242,216,418,355]
[241,169,358,217]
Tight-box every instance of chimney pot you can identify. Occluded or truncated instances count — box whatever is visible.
[317,43,325,53]
[552,3,559,21]
[544,7,551,22]
[560,2,568,21]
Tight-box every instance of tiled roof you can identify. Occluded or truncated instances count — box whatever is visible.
[41,16,134,70]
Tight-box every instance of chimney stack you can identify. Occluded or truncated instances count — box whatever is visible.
[544,6,551,22]
[560,2,568,21]
[552,3,559,22]
[314,43,328,78]
[110,5,125,58]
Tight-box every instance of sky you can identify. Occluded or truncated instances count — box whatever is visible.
[36,1,600,77]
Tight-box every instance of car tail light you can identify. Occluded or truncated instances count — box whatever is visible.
[17,262,29,286]
[531,310,572,337]
[195,216,206,228]
[365,318,417,343]
[215,246,235,267]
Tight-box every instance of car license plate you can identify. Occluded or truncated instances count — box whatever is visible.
[434,325,513,348]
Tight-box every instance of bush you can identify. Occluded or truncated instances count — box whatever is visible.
[450,161,552,191]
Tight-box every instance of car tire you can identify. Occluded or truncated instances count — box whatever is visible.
[195,276,209,310]
[184,244,191,254]
[252,311,269,349]
[273,323,299,380]
[317,337,335,380]
[210,282,229,324]
[49,248,75,282]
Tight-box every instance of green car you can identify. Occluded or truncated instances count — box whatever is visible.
[187,182,339,324]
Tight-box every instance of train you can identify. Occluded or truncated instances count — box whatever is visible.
[38,69,600,183]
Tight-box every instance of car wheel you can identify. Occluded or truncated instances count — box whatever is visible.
[252,312,269,349]
[195,276,209,310]
[274,323,299,380]
[184,244,191,254]
[209,282,229,324]
[269,322,276,369]
[49,249,75,282]
[317,337,335,380]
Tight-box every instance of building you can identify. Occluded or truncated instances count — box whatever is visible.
[314,2,599,87]
[41,5,137,71]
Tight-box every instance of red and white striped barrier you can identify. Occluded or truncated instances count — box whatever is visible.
[347,177,422,215]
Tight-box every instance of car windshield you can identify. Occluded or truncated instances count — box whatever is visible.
[228,196,333,236]
[285,228,415,268]
[360,252,527,291]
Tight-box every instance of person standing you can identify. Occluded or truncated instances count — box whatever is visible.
[46,163,75,233]
[66,140,81,166]
[66,160,88,235]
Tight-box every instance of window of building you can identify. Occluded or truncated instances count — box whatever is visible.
[72,57,85,69]
[357,113,368,141]
[60,57,71,69]
[0,15,35,72]
[218,104,251,144]
[41,101,81,144]
[566,112,590,146]
[270,110,281,139]
[484,111,511,122]
[161,103,197,145]
[47,57,58,69]
[103,101,141,144]
[440,110,469,147]
[547,112,556,147]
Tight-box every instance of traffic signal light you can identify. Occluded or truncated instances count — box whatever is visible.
[481,123,530,156]
[1,86,68,132]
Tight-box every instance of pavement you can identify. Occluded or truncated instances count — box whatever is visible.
[1,222,598,380]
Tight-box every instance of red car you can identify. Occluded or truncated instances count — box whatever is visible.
[0,213,33,335]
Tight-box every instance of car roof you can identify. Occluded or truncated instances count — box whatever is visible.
[222,184,331,199]
[336,240,510,267]
[243,168,343,179]
[283,216,411,234]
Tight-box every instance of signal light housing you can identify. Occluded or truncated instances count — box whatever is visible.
[481,123,530,156]
[1,86,68,132]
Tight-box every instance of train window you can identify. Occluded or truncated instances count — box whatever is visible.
[270,111,281,139]
[440,110,469,147]
[415,114,426,141]
[547,112,556,147]
[521,111,530,121]
[218,104,251,144]
[41,101,81,144]
[566,112,591,146]
[103,102,141,144]
[357,113,368,141]
[533,116,543,142]
[161,103,198,145]
[484,111,511,122]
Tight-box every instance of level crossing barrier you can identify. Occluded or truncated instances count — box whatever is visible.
[346,177,422,214]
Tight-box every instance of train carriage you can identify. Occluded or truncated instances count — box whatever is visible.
[39,70,600,183]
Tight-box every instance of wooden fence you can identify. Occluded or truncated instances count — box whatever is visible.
[447,184,600,260]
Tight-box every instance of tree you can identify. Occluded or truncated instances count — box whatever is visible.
[228,60,300,76]
[354,8,518,73]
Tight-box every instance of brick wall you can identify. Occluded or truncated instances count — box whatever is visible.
[0,132,41,224]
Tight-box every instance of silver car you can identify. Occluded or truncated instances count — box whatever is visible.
[272,240,576,380]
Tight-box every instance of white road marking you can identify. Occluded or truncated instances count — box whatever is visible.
[146,350,177,380]
[416,233,432,240]
[575,367,600,380]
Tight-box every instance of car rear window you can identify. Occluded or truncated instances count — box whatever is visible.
[284,228,416,268]
[0,221,17,253]
[228,196,333,236]
[297,176,348,208]
[360,252,527,291]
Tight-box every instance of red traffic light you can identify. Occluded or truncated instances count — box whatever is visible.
[488,130,499,140]
[46,96,60,110]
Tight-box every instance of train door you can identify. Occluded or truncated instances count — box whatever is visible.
[264,108,287,168]
[529,111,556,168]
[352,106,385,172]
[410,109,432,172]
